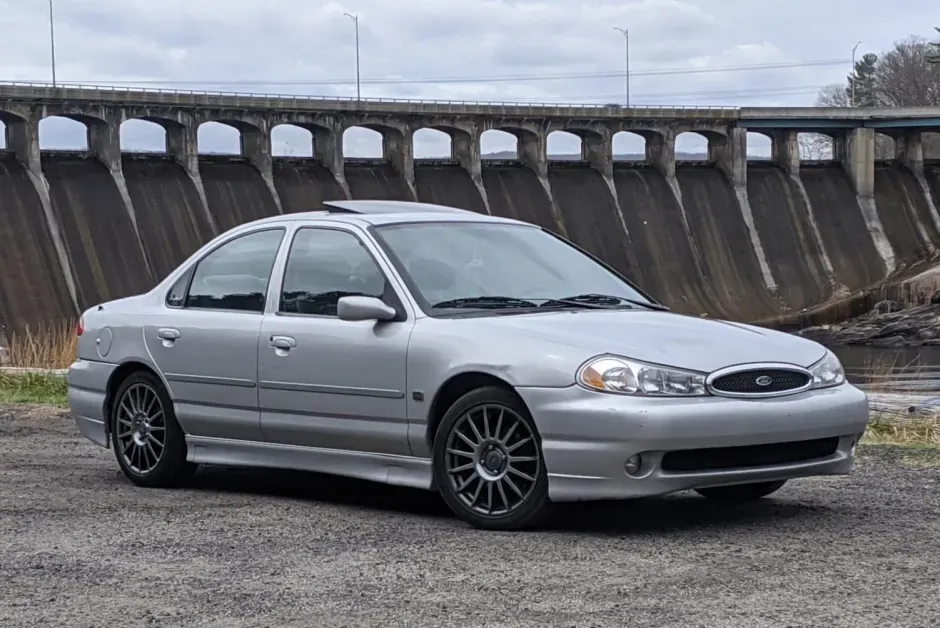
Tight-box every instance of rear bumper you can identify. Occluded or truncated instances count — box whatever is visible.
[516,383,870,502]
[67,359,117,448]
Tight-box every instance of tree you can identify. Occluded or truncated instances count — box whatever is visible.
[847,53,879,106]
[874,35,940,106]
[927,26,940,64]
[813,34,940,159]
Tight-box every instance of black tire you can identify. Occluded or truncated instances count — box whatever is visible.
[694,480,787,503]
[109,370,195,488]
[433,386,552,531]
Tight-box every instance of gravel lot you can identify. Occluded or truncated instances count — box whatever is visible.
[1,404,939,628]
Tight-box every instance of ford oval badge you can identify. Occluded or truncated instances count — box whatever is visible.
[755,375,773,387]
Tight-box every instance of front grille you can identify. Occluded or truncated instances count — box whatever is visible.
[660,437,840,473]
[710,368,810,395]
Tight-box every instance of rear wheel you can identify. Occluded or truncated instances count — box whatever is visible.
[110,370,195,488]
[694,480,787,503]
[433,386,552,531]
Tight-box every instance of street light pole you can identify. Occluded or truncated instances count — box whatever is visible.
[343,12,361,100]
[851,40,862,107]
[49,0,57,86]
[614,27,629,107]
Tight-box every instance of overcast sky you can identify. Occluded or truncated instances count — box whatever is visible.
[0,0,935,158]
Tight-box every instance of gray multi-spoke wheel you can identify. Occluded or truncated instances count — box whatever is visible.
[110,370,194,488]
[115,382,166,474]
[434,386,551,530]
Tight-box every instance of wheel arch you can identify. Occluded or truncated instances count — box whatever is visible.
[425,371,531,448]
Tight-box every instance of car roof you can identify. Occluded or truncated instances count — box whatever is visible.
[239,200,529,229]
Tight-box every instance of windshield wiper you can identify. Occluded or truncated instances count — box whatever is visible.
[546,293,670,311]
[431,294,669,312]
[432,296,540,309]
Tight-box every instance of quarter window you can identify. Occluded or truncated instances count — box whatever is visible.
[280,228,388,316]
[185,229,285,312]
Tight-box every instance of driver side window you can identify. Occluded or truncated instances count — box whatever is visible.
[279,227,388,316]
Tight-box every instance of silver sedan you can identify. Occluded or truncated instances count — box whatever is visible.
[67,200,871,530]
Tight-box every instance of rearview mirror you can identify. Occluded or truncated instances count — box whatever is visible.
[337,296,397,322]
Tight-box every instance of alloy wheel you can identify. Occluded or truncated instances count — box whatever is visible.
[114,382,167,475]
[444,403,541,517]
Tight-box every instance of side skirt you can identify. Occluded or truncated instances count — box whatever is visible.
[185,435,435,491]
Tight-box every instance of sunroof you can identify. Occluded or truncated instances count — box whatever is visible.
[321,200,470,214]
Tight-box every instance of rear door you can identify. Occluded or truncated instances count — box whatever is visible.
[258,224,414,456]
[144,227,286,441]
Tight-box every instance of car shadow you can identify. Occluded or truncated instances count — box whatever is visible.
[183,466,833,535]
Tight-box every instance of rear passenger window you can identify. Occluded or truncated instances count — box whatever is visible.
[185,229,285,312]
[280,228,387,316]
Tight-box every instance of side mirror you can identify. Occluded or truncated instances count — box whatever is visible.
[337,296,397,322]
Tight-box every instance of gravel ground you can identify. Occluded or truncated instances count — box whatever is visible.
[1,404,939,628]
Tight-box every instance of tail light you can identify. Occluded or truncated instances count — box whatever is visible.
[76,316,84,337]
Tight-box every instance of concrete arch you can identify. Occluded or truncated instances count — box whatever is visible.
[412,127,451,159]
[271,124,314,157]
[0,108,20,151]
[38,113,111,151]
[196,121,244,155]
[546,130,581,162]
[612,131,647,162]
[480,129,518,160]
[674,130,717,162]
[119,118,167,153]
[341,119,409,162]
[342,126,384,158]
[745,131,772,161]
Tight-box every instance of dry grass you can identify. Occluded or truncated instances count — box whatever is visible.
[4,321,77,370]
[862,415,940,447]
[854,351,930,395]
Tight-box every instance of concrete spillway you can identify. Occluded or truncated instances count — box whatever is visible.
[2,153,940,332]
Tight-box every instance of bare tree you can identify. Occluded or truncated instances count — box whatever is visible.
[926,26,940,64]
[875,35,940,106]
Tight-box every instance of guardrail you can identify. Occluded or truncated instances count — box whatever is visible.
[0,80,742,118]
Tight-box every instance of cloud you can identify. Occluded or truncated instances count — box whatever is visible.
[0,0,933,158]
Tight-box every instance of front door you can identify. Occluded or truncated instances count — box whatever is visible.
[258,225,413,456]
[144,227,287,442]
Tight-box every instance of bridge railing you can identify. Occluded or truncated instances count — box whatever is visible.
[0,80,742,118]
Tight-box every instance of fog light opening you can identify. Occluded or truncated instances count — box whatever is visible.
[624,454,643,476]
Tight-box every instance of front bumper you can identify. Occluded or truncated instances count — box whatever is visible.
[515,382,870,502]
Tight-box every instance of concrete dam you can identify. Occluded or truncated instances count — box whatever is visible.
[2,84,940,334]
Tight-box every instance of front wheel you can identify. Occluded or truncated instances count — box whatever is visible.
[110,370,195,488]
[694,480,787,503]
[433,386,552,530]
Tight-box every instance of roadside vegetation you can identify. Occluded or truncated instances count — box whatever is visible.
[0,371,68,406]
[2,321,77,370]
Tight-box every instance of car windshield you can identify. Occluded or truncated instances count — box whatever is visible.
[373,221,654,313]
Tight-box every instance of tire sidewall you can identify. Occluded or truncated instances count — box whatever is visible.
[110,371,189,487]
[433,386,550,530]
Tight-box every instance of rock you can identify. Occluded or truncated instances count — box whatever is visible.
[872,300,903,314]
[797,301,940,347]
[931,290,940,305]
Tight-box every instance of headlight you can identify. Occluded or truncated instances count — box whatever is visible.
[577,356,707,397]
[809,350,845,389]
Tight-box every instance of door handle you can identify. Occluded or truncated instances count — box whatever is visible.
[157,328,181,340]
[270,335,297,350]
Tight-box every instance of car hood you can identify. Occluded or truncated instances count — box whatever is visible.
[467,309,827,373]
